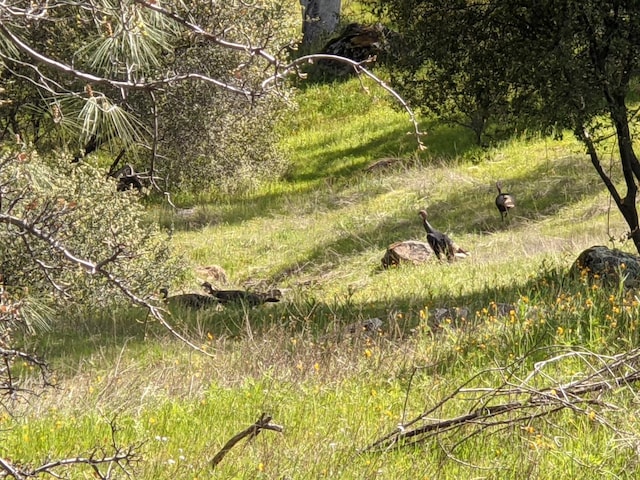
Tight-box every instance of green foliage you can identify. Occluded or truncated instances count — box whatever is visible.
[366,1,640,141]
[76,0,176,75]
[363,0,525,144]
[0,1,166,153]
[157,87,291,194]
[0,0,300,195]
[7,11,640,478]
[368,0,640,253]
[145,0,299,194]
[0,147,185,308]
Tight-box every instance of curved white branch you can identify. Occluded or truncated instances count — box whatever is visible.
[0,22,253,96]
[0,2,426,150]
[266,54,426,149]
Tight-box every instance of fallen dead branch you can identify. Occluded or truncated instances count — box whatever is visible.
[363,346,640,454]
[210,413,283,469]
[0,418,141,479]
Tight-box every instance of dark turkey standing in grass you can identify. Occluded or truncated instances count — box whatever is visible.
[202,282,281,306]
[495,181,515,221]
[159,287,219,309]
[418,210,469,261]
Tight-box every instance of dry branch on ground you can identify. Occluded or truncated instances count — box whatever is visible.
[210,413,284,469]
[0,419,141,479]
[363,347,640,455]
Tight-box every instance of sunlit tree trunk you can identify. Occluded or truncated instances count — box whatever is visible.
[300,0,341,48]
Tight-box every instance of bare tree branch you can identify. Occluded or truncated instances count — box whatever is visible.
[0,456,26,480]
[264,54,427,149]
[0,211,213,357]
[0,420,141,479]
[132,0,278,64]
[0,22,253,96]
[0,2,427,154]
[363,347,640,453]
[210,413,284,469]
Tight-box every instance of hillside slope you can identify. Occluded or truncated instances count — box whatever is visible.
[7,76,640,480]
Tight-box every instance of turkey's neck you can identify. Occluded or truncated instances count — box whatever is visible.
[422,219,436,234]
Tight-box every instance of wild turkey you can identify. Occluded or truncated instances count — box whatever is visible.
[111,163,143,192]
[418,210,469,261]
[201,282,281,306]
[495,181,515,221]
[159,287,218,309]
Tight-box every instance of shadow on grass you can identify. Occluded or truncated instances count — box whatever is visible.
[26,261,595,381]
[249,155,604,285]
[285,117,478,184]
[157,146,601,250]
[30,156,615,371]
[153,116,481,232]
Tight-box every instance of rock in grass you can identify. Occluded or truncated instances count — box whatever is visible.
[572,245,640,288]
[196,264,228,285]
[381,240,433,269]
[346,317,384,336]
[430,307,470,326]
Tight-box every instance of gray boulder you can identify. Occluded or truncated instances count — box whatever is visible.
[572,245,640,288]
[382,240,433,269]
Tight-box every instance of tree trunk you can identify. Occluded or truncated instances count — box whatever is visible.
[611,102,640,253]
[300,0,341,49]
[582,93,640,254]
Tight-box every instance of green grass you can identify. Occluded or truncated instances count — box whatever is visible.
[5,76,640,479]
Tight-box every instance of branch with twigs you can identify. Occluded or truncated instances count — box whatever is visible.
[210,413,284,469]
[0,2,426,152]
[135,0,426,147]
[363,347,640,456]
[1,287,52,405]
[0,211,212,358]
[265,54,426,150]
[0,346,51,396]
[0,418,141,479]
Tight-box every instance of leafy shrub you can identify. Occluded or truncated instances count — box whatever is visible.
[152,2,299,194]
[157,85,292,194]
[0,148,185,309]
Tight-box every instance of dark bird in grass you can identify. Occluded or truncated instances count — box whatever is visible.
[495,181,516,221]
[159,287,219,309]
[202,282,281,306]
[418,210,469,261]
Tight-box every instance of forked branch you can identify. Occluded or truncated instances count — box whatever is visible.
[0,420,141,479]
[210,413,284,469]
[363,347,640,453]
[0,211,213,357]
[0,2,426,150]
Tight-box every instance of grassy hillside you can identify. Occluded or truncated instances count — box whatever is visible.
[6,77,640,479]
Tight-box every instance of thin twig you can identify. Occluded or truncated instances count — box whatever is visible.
[0,212,213,357]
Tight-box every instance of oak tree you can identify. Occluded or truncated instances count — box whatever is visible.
[376,0,640,253]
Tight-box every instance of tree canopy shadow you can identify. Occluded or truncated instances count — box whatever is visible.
[26,256,589,384]
[159,141,602,241]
